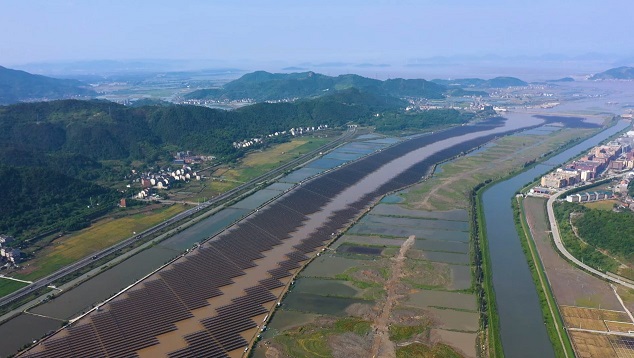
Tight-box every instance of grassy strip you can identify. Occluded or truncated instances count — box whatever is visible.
[273,317,371,357]
[16,204,187,281]
[473,181,504,358]
[389,324,428,342]
[396,343,462,358]
[513,198,575,358]
[0,280,28,297]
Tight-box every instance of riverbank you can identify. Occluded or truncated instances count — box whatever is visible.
[480,118,629,358]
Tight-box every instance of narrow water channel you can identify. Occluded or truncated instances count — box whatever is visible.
[482,119,629,358]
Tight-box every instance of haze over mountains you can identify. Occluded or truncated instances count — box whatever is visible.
[589,66,634,80]
[0,65,95,105]
[184,71,449,101]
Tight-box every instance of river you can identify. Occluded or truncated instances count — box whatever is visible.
[482,118,629,358]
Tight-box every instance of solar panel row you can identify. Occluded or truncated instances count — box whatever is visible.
[25,123,505,357]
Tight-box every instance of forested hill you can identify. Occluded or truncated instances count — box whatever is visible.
[0,88,403,164]
[0,90,475,238]
[0,65,95,105]
[0,165,118,237]
[589,66,634,80]
[184,71,447,101]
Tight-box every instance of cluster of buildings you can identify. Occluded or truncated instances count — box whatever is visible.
[134,166,201,199]
[565,191,613,203]
[0,235,21,265]
[173,151,215,165]
[541,136,634,189]
[232,125,329,149]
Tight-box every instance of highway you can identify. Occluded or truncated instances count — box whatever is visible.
[546,190,634,290]
[0,127,356,310]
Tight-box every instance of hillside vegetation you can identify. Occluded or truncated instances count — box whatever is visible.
[0,89,476,239]
[590,66,634,80]
[0,89,402,163]
[554,202,621,273]
[0,165,118,238]
[574,208,634,261]
[184,70,447,101]
[0,65,95,105]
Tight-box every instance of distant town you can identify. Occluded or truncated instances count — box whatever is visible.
[531,127,634,207]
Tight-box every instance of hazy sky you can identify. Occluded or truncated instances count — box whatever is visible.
[1,0,632,66]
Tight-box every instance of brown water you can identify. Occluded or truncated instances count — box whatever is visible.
[14,114,545,357]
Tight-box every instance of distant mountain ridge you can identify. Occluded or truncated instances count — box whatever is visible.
[0,65,95,105]
[184,70,447,101]
[590,66,634,80]
[431,77,528,88]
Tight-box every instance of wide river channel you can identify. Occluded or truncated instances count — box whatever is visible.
[2,114,628,357]
[482,118,629,358]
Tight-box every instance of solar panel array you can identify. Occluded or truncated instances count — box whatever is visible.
[24,122,505,358]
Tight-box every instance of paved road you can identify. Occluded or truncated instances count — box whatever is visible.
[546,190,634,290]
[0,127,357,310]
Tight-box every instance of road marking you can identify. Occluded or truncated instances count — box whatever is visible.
[547,191,634,290]
[23,311,65,322]
[0,275,33,284]
[612,284,634,323]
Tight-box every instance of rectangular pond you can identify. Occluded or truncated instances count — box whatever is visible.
[31,245,180,320]
[348,223,469,242]
[413,239,469,254]
[0,314,62,358]
[160,207,250,250]
[278,167,323,183]
[230,189,281,210]
[361,215,469,232]
[407,290,477,311]
[370,204,468,221]
[299,256,365,278]
[281,293,371,316]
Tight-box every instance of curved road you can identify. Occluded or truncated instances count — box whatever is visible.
[0,127,357,310]
[546,190,634,290]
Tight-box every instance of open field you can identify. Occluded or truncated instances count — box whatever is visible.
[561,306,630,330]
[168,136,334,202]
[583,199,621,211]
[256,125,597,358]
[522,187,634,358]
[213,137,332,183]
[259,202,476,356]
[568,331,617,358]
[523,197,622,309]
[0,280,29,297]
[405,127,595,211]
[15,204,186,280]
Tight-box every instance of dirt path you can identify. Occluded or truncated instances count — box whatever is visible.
[417,144,525,210]
[370,235,415,358]
[519,197,570,358]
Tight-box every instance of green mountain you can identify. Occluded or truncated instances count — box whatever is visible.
[0,164,118,237]
[589,66,634,80]
[431,76,528,88]
[184,71,447,101]
[0,65,96,105]
[0,89,404,164]
[1,90,477,238]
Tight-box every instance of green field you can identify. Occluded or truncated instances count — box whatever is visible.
[0,279,28,297]
[176,136,333,202]
[273,317,371,357]
[219,137,332,182]
[16,204,186,280]
[396,343,462,358]
[582,199,620,211]
[405,128,595,211]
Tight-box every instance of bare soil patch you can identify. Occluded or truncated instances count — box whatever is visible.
[523,197,622,310]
